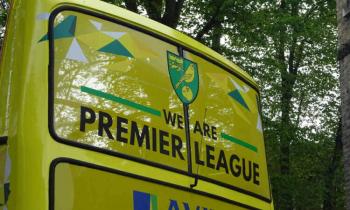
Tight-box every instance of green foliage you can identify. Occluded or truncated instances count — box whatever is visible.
[102,0,343,209]
[0,0,8,41]
[0,0,342,208]
[221,1,342,209]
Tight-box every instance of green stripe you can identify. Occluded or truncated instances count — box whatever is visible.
[151,194,158,210]
[81,86,161,117]
[221,133,258,153]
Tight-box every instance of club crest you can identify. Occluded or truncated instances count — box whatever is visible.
[167,51,199,104]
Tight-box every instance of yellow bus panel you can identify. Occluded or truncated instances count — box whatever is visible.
[53,159,255,210]
[49,9,270,201]
[0,0,273,209]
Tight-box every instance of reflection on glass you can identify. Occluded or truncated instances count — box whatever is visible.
[50,10,270,199]
[184,50,270,199]
[52,11,187,171]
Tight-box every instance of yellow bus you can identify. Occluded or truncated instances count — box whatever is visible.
[0,0,273,209]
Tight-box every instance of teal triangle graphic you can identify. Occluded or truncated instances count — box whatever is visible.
[98,40,133,58]
[229,89,250,111]
[39,15,77,42]
[39,34,48,42]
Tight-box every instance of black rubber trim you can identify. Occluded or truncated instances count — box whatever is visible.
[0,136,8,145]
[47,5,271,203]
[49,158,262,210]
[183,104,193,174]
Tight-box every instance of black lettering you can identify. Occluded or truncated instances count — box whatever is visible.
[80,106,96,132]
[177,115,184,129]
[203,123,211,138]
[171,134,184,160]
[98,111,114,139]
[195,141,204,165]
[159,130,170,155]
[212,126,217,140]
[163,109,177,127]
[253,163,260,185]
[116,116,128,143]
[206,145,215,169]
[216,150,229,174]
[130,121,150,149]
[230,154,241,177]
[152,127,157,152]
[193,121,203,135]
[242,158,252,181]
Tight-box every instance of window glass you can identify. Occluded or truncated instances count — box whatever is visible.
[184,50,270,200]
[52,11,187,171]
[50,10,270,200]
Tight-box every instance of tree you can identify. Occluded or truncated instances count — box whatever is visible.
[337,0,350,209]
[323,120,343,210]
[216,1,340,209]
[104,0,343,209]
[0,0,8,47]
[103,0,185,28]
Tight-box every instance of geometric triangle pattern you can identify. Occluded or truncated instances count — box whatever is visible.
[228,89,250,111]
[39,15,77,42]
[65,38,88,63]
[230,77,250,93]
[256,114,262,132]
[102,31,125,40]
[256,95,262,132]
[37,13,50,20]
[98,40,133,58]
[89,20,102,31]
[39,13,136,62]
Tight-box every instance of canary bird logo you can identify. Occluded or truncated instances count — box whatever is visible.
[167,52,199,104]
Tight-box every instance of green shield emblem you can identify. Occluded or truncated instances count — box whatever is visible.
[167,51,199,104]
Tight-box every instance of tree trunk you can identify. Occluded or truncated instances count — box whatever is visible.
[142,0,163,23]
[337,0,350,209]
[161,0,185,28]
[323,121,343,210]
[130,0,184,29]
[211,24,222,52]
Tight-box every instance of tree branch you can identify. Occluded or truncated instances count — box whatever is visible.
[276,0,287,68]
[142,0,163,22]
[125,0,138,13]
[161,0,185,28]
[195,4,224,42]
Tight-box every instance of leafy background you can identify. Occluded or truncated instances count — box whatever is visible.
[0,0,343,209]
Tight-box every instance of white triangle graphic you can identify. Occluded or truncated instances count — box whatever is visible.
[229,77,250,93]
[5,150,11,182]
[102,31,126,39]
[37,13,50,20]
[257,114,263,132]
[66,38,88,63]
[90,20,102,30]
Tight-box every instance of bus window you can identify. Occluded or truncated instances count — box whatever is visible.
[48,8,271,203]
[0,1,273,209]
[50,10,188,172]
[184,50,270,201]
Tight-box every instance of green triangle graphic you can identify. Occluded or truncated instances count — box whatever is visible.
[98,40,133,58]
[39,15,77,42]
[229,89,250,111]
